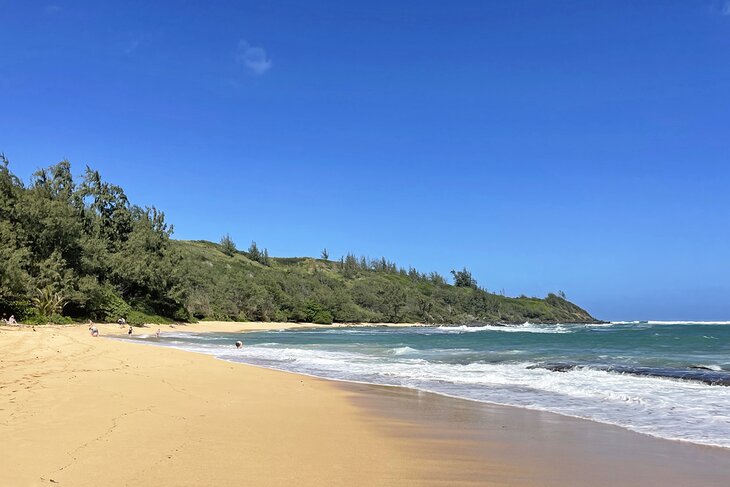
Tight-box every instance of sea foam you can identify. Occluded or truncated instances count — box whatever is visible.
[128,323,730,449]
[147,340,730,449]
[436,323,571,334]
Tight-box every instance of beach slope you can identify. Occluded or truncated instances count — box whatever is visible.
[0,324,426,486]
[4,323,730,487]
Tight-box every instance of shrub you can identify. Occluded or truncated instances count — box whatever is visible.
[126,310,174,326]
[220,234,236,256]
[312,310,333,324]
[32,287,68,317]
[23,312,74,325]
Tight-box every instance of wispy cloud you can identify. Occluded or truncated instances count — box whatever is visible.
[235,40,272,75]
[43,5,62,15]
[124,39,141,55]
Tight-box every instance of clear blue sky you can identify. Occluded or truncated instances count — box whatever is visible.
[1,1,729,321]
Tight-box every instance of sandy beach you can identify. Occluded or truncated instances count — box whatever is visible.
[2,322,730,486]
[0,322,435,486]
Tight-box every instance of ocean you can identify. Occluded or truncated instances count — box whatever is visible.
[126,321,730,448]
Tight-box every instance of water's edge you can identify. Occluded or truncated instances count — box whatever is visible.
[113,328,730,451]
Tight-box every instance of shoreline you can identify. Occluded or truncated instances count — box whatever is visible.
[3,323,730,486]
[130,329,730,451]
[119,320,730,451]
[0,323,436,486]
[1,320,430,333]
[342,381,730,487]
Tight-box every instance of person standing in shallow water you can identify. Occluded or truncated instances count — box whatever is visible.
[235,340,243,349]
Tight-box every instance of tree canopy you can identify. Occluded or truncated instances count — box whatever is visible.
[0,157,185,324]
[451,267,478,289]
[0,157,599,325]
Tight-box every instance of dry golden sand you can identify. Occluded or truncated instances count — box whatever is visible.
[0,323,437,487]
[157,320,428,333]
[3,321,730,487]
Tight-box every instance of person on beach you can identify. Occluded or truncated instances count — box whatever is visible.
[156,328,160,339]
[235,340,243,349]
[8,315,17,325]
[90,325,98,337]
[128,325,133,336]
[117,317,126,328]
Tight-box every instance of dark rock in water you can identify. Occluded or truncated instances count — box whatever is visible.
[527,363,578,373]
[527,363,730,386]
[606,366,730,387]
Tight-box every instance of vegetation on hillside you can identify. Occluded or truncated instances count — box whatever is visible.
[175,241,596,324]
[0,158,599,325]
[0,157,184,324]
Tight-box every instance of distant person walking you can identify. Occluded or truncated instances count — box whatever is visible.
[128,325,133,336]
[156,328,161,339]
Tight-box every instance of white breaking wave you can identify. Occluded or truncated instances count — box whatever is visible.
[695,364,723,371]
[151,339,730,449]
[609,321,730,326]
[437,323,571,334]
[389,346,418,355]
[648,321,730,325]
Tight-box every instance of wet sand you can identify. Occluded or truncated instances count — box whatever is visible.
[2,322,729,486]
[344,382,730,486]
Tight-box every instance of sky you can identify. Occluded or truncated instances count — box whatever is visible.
[1,1,729,321]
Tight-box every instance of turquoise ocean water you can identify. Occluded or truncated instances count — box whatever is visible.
[127,322,730,448]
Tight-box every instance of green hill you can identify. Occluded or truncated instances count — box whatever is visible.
[175,239,598,325]
[0,157,599,325]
